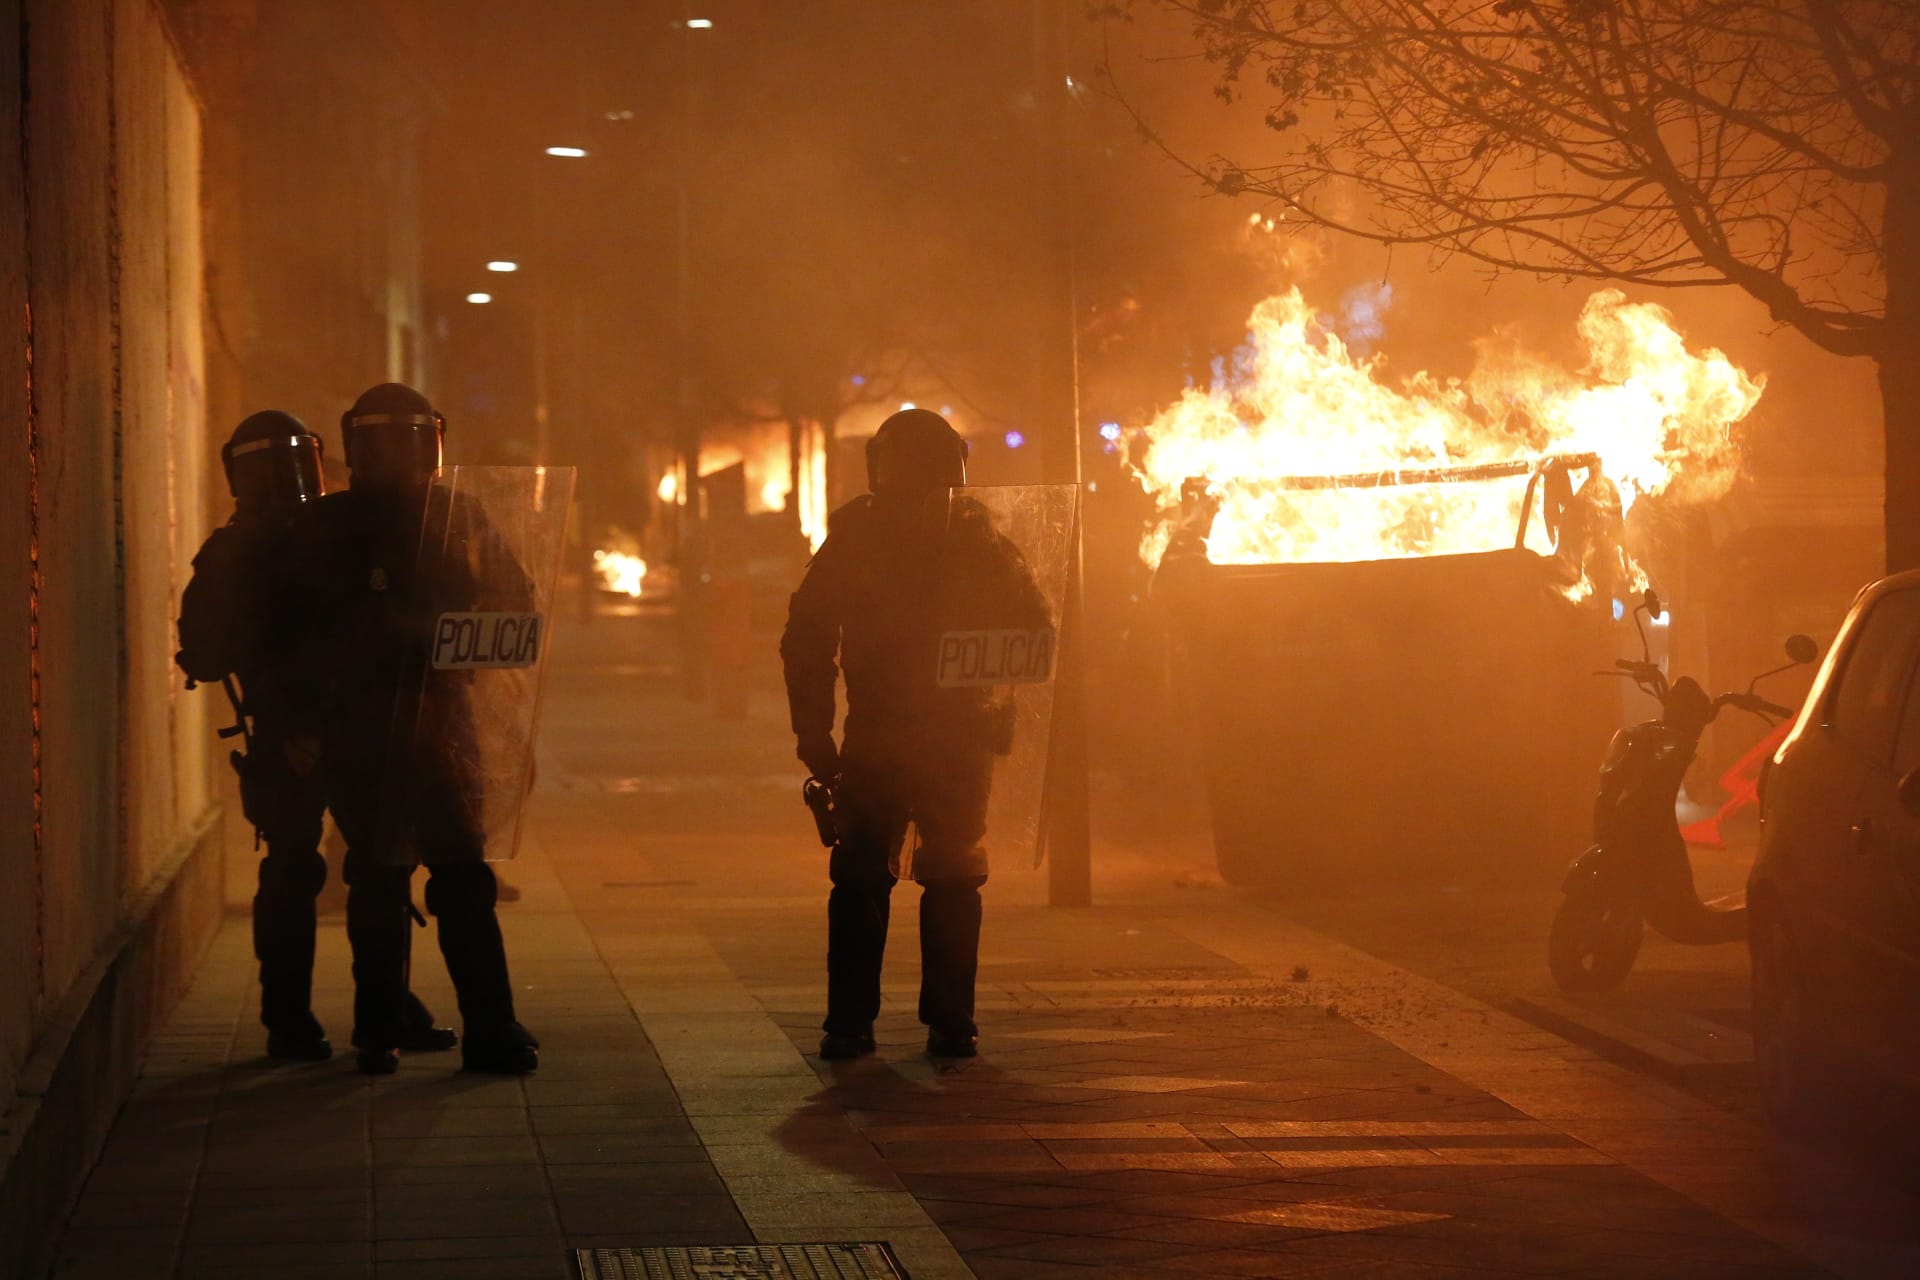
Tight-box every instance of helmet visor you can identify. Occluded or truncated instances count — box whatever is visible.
[228,435,326,508]
[347,421,443,488]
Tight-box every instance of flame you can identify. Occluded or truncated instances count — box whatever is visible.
[592,548,647,597]
[1131,288,1762,575]
[701,418,829,551]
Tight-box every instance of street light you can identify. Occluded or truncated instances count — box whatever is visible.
[486,260,519,273]
[544,145,588,158]
[465,292,492,304]
[685,17,713,28]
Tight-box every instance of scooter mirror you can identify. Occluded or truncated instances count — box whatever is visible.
[1642,588,1664,620]
[1899,768,1920,819]
[1785,634,1818,665]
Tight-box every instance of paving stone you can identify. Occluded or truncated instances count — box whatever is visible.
[370,1106,533,1138]
[177,1240,373,1269]
[372,1133,543,1166]
[371,1162,551,1190]
[535,1131,715,1165]
[371,1257,570,1280]
[377,1198,562,1240]
[375,1235,566,1262]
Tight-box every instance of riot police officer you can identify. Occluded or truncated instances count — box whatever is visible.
[782,409,1049,1060]
[316,383,539,1075]
[176,411,453,1061]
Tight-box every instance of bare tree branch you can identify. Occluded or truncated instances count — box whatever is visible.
[1111,0,1908,358]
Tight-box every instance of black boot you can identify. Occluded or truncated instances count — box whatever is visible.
[346,865,412,1075]
[398,991,458,1052]
[462,1021,540,1074]
[918,877,984,1057]
[426,863,537,1072]
[265,1011,332,1062]
[825,841,895,1040]
[819,1030,876,1060]
[256,848,327,1059]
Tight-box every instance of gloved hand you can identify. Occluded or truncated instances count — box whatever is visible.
[797,732,840,781]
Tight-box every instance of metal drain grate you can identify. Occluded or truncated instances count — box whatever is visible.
[575,1242,908,1280]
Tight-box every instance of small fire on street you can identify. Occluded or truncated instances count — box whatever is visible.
[1130,286,1765,596]
[592,548,647,598]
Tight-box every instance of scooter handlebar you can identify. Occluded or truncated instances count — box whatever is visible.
[1716,691,1795,721]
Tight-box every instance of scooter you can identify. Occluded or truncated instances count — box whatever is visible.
[1547,589,1816,993]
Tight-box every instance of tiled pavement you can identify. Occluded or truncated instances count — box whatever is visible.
[41,616,1920,1278]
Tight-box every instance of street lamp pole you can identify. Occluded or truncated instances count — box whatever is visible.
[1034,0,1091,908]
[674,6,709,702]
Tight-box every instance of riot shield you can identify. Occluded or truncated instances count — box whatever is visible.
[915,483,1077,875]
[377,465,575,864]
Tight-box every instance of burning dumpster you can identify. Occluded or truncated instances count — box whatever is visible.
[1159,461,1615,887]
[1130,285,1766,889]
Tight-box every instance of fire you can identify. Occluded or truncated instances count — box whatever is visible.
[696,417,830,551]
[1130,288,1762,576]
[592,548,647,597]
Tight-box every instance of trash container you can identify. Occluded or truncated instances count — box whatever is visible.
[1162,463,1617,890]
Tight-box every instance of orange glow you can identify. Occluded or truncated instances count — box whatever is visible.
[697,417,828,551]
[592,548,646,597]
[1131,288,1762,583]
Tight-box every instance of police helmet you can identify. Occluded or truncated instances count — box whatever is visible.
[866,408,967,498]
[341,382,445,489]
[222,410,325,511]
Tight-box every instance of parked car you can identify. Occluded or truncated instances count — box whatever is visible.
[1751,571,1920,1126]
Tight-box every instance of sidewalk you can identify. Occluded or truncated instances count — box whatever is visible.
[42,615,1920,1279]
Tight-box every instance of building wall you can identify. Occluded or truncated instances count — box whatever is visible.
[168,0,433,457]
[0,0,37,1121]
[0,3,220,1274]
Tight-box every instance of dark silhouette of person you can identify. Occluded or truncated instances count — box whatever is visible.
[312,383,539,1075]
[176,410,453,1062]
[782,409,1050,1060]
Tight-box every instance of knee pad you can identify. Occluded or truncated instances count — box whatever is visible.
[910,842,990,884]
[258,850,327,899]
[917,874,987,895]
[424,860,497,918]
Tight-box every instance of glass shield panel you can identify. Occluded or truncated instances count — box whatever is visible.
[376,465,575,864]
[927,483,1077,874]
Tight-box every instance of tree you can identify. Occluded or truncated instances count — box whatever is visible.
[1114,0,1919,567]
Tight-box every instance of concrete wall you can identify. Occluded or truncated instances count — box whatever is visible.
[0,2,221,1274]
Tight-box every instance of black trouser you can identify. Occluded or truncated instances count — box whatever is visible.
[237,740,328,1034]
[824,742,992,1038]
[331,753,518,1048]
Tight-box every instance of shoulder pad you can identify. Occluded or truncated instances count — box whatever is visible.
[189,522,241,567]
[826,495,873,534]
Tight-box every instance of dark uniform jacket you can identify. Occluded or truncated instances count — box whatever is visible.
[781,495,1051,759]
[177,514,328,742]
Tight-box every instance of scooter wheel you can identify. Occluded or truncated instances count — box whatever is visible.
[1547,895,1644,992]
